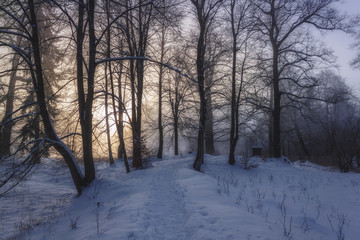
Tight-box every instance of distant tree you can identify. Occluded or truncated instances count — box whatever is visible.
[274,69,359,170]
[312,72,357,171]
[252,0,348,158]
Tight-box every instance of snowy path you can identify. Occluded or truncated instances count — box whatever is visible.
[140,159,191,239]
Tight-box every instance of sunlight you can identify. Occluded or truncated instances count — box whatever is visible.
[93,102,131,138]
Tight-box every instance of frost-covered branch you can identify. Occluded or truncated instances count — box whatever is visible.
[96,56,198,84]
[0,112,39,127]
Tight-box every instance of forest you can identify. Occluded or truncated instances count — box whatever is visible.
[1,0,360,197]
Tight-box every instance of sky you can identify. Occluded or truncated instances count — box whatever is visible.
[322,0,360,95]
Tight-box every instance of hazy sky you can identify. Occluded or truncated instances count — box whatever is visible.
[322,0,360,95]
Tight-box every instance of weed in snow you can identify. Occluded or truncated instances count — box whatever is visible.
[235,184,247,205]
[301,215,310,233]
[280,198,293,238]
[253,187,265,210]
[265,208,270,222]
[328,208,348,240]
[216,175,231,197]
[69,215,79,230]
[315,195,321,221]
[245,198,254,214]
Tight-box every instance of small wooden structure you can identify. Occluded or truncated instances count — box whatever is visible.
[252,146,263,157]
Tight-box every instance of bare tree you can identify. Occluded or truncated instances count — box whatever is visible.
[203,28,226,155]
[0,0,86,194]
[149,0,183,158]
[190,0,223,171]
[224,0,254,164]
[122,0,155,168]
[157,21,166,159]
[165,47,194,155]
[52,0,140,178]
[105,0,130,172]
[104,0,115,165]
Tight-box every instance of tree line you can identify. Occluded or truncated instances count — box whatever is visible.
[0,0,359,195]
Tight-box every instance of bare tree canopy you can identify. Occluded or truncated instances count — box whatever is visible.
[0,0,359,197]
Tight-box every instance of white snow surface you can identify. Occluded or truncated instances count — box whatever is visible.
[1,154,360,240]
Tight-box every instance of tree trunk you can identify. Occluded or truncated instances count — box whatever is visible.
[294,121,310,158]
[125,0,152,169]
[170,80,180,156]
[28,0,85,193]
[110,58,129,172]
[132,57,145,169]
[269,83,274,157]
[157,28,165,158]
[157,21,167,159]
[157,70,164,159]
[194,95,206,170]
[229,134,238,165]
[105,62,114,164]
[84,0,96,183]
[174,116,179,156]
[30,115,41,164]
[272,46,281,158]
[132,122,142,168]
[192,2,208,171]
[117,64,130,172]
[157,73,164,158]
[130,56,143,168]
[229,34,237,165]
[105,0,114,165]
[76,0,95,184]
[194,49,207,170]
[205,93,215,154]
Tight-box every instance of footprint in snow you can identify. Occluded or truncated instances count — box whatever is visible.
[200,211,208,216]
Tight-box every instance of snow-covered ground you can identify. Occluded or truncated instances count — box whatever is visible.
[1,154,360,240]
